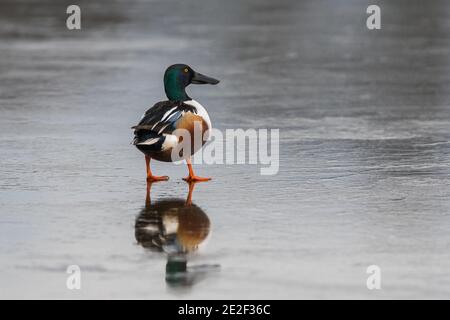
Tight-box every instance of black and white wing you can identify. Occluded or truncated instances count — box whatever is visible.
[132,101,198,147]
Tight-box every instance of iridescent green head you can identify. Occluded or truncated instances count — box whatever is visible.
[163,64,220,101]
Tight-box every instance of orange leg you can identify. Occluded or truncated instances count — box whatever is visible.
[145,181,152,207]
[182,157,211,182]
[185,181,197,206]
[145,155,169,182]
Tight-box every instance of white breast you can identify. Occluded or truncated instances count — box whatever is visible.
[184,99,212,134]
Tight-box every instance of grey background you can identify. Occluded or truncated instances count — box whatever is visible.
[0,0,449,299]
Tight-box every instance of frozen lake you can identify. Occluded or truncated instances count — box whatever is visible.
[0,0,450,299]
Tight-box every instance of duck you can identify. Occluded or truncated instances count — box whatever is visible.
[132,64,219,182]
[135,182,211,254]
[135,182,217,287]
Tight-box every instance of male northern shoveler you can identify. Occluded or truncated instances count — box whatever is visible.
[132,64,219,182]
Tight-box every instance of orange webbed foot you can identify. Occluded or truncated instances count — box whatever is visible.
[182,176,211,182]
[147,175,169,182]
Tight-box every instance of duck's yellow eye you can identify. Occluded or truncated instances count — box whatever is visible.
[184,68,189,73]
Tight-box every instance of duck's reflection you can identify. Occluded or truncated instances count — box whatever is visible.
[135,182,219,287]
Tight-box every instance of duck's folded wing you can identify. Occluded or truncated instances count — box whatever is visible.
[132,101,198,145]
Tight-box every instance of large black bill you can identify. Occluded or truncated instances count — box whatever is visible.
[191,72,220,85]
